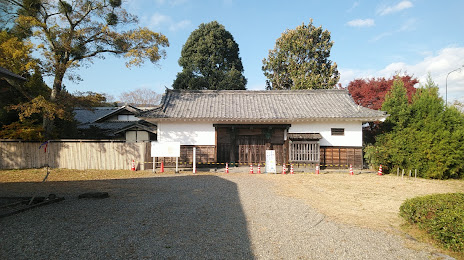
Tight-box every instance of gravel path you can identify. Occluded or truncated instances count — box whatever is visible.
[0,173,437,259]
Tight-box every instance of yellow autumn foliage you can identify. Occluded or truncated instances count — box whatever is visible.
[0,31,37,75]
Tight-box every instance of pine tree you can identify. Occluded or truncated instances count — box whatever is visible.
[262,19,339,90]
[173,21,247,90]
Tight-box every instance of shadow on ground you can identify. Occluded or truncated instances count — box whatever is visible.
[0,175,254,259]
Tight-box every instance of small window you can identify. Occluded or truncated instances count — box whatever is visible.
[331,128,344,136]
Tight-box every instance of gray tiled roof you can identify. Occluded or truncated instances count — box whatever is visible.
[141,89,387,122]
[94,105,142,122]
[74,107,157,136]
[78,121,134,131]
[74,107,119,124]
[113,120,157,134]
[0,66,26,81]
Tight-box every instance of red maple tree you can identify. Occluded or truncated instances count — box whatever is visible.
[347,75,419,110]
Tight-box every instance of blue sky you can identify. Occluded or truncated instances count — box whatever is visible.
[58,0,464,103]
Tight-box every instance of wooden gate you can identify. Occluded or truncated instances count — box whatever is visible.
[238,136,266,164]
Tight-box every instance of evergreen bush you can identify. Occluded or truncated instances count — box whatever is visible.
[365,76,464,179]
[399,193,464,252]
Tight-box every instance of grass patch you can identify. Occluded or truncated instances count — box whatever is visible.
[0,168,167,183]
[400,193,464,253]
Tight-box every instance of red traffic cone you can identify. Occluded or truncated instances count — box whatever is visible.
[290,164,294,174]
[349,164,354,175]
[131,160,136,171]
[225,162,229,173]
[315,164,320,175]
[257,164,261,174]
[250,164,254,174]
[160,161,164,173]
[282,164,286,174]
[378,164,383,175]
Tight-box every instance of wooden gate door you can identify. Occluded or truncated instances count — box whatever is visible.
[238,136,266,164]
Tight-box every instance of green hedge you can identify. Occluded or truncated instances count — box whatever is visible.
[399,193,464,252]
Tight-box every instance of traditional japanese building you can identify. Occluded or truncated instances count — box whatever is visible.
[141,89,387,168]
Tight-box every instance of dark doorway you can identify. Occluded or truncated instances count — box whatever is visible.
[215,124,289,165]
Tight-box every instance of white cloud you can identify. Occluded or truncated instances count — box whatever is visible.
[149,13,171,27]
[169,20,192,31]
[370,18,416,42]
[378,1,413,16]
[155,0,188,6]
[370,31,392,42]
[148,13,191,32]
[223,0,234,6]
[247,83,266,91]
[340,47,464,102]
[347,18,375,27]
[399,18,417,32]
[347,1,360,12]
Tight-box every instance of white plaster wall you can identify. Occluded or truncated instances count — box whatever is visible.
[157,122,215,145]
[288,121,363,147]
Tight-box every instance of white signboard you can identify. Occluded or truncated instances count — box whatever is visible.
[265,150,276,173]
[151,142,180,157]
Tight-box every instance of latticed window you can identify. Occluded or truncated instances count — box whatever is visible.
[289,141,320,162]
[331,128,344,136]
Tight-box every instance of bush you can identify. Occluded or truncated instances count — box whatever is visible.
[399,193,464,252]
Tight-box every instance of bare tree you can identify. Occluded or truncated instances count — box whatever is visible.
[119,88,161,106]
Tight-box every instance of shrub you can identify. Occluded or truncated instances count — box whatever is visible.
[399,193,464,252]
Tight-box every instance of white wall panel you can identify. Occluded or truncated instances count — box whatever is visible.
[158,122,215,145]
[289,121,362,147]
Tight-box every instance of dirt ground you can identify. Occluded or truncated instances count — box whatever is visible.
[260,172,464,233]
[0,169,464,259]
[1,168,463,255]
[2,168,462,233]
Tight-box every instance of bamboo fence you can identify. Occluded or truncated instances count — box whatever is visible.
[0,140,151,170]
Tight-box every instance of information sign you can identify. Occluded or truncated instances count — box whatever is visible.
[265,150,277,173]
[151,142,181,157]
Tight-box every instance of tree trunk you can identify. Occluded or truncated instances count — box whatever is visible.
[43,69,65,139]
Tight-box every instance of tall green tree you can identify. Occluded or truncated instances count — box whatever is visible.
[381,78,411,131]
[0,0,169,138]
[365,76,464,179]
[173,21,247,90]
[262,19,339,90]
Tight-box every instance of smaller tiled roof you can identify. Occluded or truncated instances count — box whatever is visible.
[114,120,157,134]
[74,107,157,136]
[288,133,322,140]
[141,89,387,122]
[74,107,119,125]
[94,105,142,123]
[0,66,26,81]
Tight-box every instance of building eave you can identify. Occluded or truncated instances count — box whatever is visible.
[140,116,388,124]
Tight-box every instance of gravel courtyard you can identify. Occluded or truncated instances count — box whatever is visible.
[0,172,449,259]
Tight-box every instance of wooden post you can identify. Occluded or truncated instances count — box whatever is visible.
[230,128,236,166]
[193,147,196,174]
[176,157,179,173]
[214,128,218,163]
[153,157,156,173]
[415,169,417,179]
[402,169,404,179]
[397,167,399,177]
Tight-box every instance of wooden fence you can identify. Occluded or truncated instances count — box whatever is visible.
[320,146,363,169]
[0,140,152,170]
